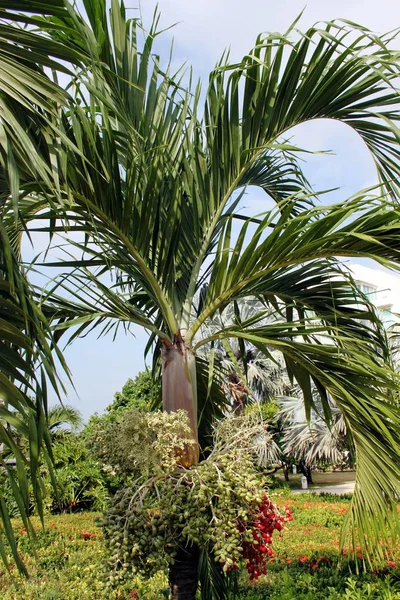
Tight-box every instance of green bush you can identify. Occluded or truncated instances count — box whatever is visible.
[42,435,108,513]
[235,568,400,599]
[267,476,291,491]
[109,371,161,415]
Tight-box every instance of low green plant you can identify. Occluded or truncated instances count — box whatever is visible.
[342,576,400,600]
[42,435,108,513]
[316,491,354,502]
[234,569,400,599]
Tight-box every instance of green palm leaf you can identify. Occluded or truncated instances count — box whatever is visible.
[0,222,67,574]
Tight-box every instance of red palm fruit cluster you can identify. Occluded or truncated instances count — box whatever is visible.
[241,495,293,580]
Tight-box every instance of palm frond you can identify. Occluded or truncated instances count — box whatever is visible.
[189,195,400,341]
[47,404,83,433]
[2,6,400,330]
[278,393,347,466]
[0,222,67,574]
[198,545,232,600]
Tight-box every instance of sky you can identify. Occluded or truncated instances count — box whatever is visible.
[29,0,400,422]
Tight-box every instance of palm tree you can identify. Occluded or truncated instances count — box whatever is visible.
[13,404,83,440]
[196,299,293,411]
[278,391,349,480]
[46,405,83,436]
[1,2,400,596]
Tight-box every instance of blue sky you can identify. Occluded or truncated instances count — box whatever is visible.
[29,0,400,421]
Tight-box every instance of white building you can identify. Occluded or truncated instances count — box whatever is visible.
[348,263,400,329]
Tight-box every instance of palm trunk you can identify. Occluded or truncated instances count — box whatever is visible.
[283,464,290,482]
[162,332,200,598]
[169,543,200,600]
[298,463,313,485]
[161,332,199,467]
[306,466,313,485]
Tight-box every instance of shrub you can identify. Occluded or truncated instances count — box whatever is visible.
[42,435,108,513]
[235,568,400,599]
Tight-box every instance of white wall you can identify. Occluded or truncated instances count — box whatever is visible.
[348,264,400,326]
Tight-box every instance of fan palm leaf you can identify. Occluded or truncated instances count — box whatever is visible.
[278,393,347,467]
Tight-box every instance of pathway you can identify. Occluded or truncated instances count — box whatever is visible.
[292,481,355,495]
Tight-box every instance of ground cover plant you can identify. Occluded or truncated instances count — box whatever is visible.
[0,494,398,600]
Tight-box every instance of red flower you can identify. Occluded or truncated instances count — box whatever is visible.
[81,530,96,541]
[299,556,309,563]
[387,561,396,567]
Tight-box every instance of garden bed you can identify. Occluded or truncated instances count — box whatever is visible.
[0,494,398,599]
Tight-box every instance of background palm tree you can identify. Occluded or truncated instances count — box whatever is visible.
[196,298,293,412]
[198,302,351,483]
[278,392,349,479]
[1,1,400,596]
[46,405,83,436]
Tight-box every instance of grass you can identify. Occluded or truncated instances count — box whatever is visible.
[0,493,398,599]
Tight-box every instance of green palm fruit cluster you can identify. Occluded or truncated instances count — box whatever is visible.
[101,413,281,586]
